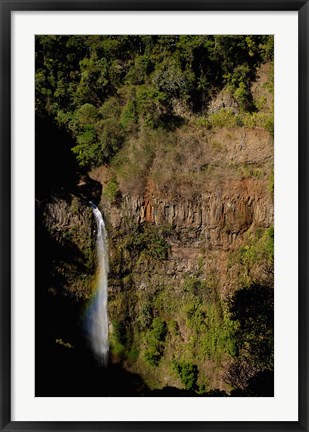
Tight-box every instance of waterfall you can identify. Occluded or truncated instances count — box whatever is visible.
[87,202,109,365]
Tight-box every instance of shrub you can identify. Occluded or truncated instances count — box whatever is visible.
[152,58,194,100]
[144,347,163,367]
[103,178,120,202]
[144,317,167,367]
[71,141,102,168]
[241,111,274,134]
[138,303,153,330]
[173,361,198,390]
[69,98,124,168]
[229,226,274,287]
[207,109,239,129]
[151,317,167,341]
[200,304,238,360]
[110,320,127,358]
[112,320,127,345]
[183,275,207,296]
[125,54,153,85]
[120,99,138,132]
[234,82,252,111]
[125,224,170,262]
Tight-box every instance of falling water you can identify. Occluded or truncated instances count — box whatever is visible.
[87,202,109,365]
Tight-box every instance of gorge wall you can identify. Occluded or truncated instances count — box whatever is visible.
[36,59,274,396]
[36,122,273,395]
[85,123,274,392]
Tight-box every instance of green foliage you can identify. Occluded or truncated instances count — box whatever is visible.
[127,347,139,362]
[200,304,238,360]
[234,82,251,111]
[67,99,124,167]
[227,64,254,112]
[74,103,99,125]
[71,140,102,168]
[125,55,153,85]
[103,178,120,202]
[203,108,273,133]
[229,226,274,287]
[120,98,138,132]
[151,317,168,341]
[144,317,167,367]
[135,85,170,129]
[110,320,127,358]
[152,58,194,99]
[240,111,273,133]
[112,320,127,345]
[125,223,170,262]
[138,303,153,330]
[184,296,238,362]
[182,275,212,300]
[183,275,205,293]
[36,35,274,169]
[236,226,273,270]
[206,109,240,129]
[173,361,198,390]
[144,348,162,367]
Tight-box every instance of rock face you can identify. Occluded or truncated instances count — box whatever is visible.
[36,194,96,299]
[102,179,272,300]
[36,120,273,394]
[208,89,239,114]
[106,178,272,248]
[90,120,274,391]
[87,124,274,392]
[36,125,273,394]
[96,125,273,298]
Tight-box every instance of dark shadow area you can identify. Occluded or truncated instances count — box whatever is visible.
[159,113,185,131]
[230,370,274,397]
[36,116,102,202]
[35,116,78,198]
[146,387,228,397]
[224,283,274,396]
[36,342,149,397]
[229,283,274,334]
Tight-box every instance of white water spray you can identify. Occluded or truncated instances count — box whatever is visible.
[88,202,109,365]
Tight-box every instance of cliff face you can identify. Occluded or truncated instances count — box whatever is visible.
[86,122,273,392]
[37,195,96,299]
[36,139,273,394]
[92,125,273,285]
[106,177,272,245]
[36,119,273,395]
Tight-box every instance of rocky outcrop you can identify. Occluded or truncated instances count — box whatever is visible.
[104,177,272,251]
[208,89,239,114]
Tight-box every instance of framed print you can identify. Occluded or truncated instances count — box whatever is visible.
[1,1,308,431]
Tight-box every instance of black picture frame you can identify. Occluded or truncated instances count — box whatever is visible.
[1,1,308,431]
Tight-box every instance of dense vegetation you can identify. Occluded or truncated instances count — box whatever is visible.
[107,224,274,394]
[36,35,274,396]
[36,35,273,169]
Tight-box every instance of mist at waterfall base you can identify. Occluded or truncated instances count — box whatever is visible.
[84,203,109,365]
